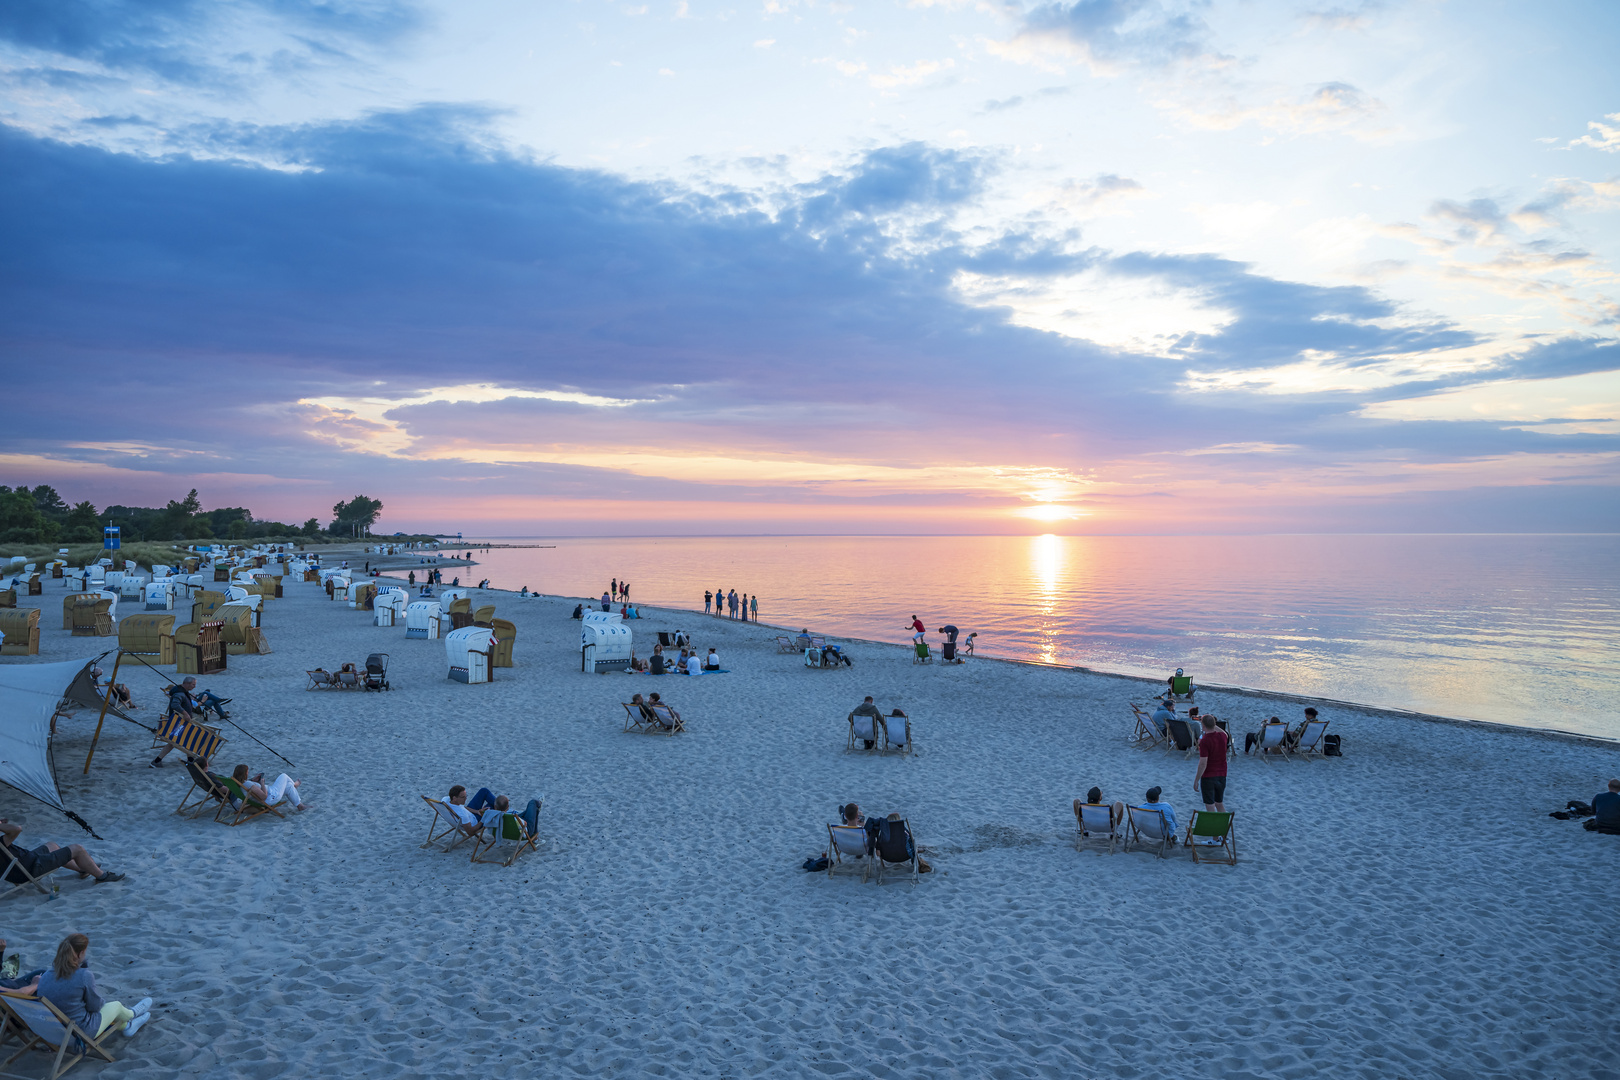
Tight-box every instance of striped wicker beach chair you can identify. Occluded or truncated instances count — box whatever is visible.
[0,992,120,1078]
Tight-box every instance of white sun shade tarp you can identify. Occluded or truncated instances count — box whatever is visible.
[0,659,104,811]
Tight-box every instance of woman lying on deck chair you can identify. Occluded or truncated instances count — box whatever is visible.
[232,764,310,812]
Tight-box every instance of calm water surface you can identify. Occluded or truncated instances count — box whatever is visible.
[446,534,1619,739]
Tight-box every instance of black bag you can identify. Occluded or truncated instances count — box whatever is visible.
[1322,733,1342,756]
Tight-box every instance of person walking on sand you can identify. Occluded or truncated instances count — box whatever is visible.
[1192,715,1228,812]
[704,590,712,614]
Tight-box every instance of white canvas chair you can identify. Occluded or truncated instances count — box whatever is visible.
[825,824,870,882]
[647,703,684,735]
[1253,720,1290,762]
[776,636,797,653]
[0,992,121,1078]
[1125,805,1174,858]
[1074,803,1120,854]
[879,713,912,755]
[420,796,477,852]
[1129,704,1164,750]
[847,711,881,752]
[1293,719,1331,760]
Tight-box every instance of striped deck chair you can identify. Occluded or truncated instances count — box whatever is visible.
[1293,719,1331,760]
[152,714,225,768]
[621,702,656,735]
[1125,805,1174,858]
[420,796,478,852]
[177,760,232,818]
[825,824,870,882]
[0,993,119,1078]
[215,776,287,827]
[1129,704,1163,750]
[1074,803,1120,854]
[1185,810,1236,865]
[470,807,541,867]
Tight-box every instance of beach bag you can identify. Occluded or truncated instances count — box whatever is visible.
[802,856,829,872]
[1323,734,1342,756]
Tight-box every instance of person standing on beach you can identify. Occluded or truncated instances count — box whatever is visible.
[621,582,629,603]
[408,570,416,588]
[728,589,738,619]
[715,584,724,616]
[750,595,758,621]
[704,590,712,614]
[1193,715,1228,812]
[740,593,748,622]
[611,578,618,601]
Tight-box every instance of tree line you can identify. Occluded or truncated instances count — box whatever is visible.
[0,485,386,545]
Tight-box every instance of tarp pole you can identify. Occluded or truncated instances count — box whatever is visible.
[82,650,123,775]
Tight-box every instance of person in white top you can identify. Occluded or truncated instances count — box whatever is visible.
[704,648,720,670]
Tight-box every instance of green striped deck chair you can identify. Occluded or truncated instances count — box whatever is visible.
[1185,810,1236,865]
[215,776,287,827]
[470,809,540,867]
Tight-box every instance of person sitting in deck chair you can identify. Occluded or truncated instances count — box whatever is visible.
[1587,779,1620,834]
[1134,786,1178,842]
[884,709,911,751]
[234,765,309,812]
[1074,786,1126,830]
[852,697,882,749]
[1149,699,1175,737]
[151,677,199,768]
[36,933,151,1040]
[865,812,932,873]
[1,820,124,885]
[465,792,542,839]
[647,693,680,730]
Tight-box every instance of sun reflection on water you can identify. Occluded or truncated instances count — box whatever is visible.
[1030,533,1067,664]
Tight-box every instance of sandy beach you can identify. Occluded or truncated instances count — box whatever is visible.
[0,564,1616,1079]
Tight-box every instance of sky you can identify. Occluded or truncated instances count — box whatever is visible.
[1,0,1617,536]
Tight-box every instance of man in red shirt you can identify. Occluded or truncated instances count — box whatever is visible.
[908,616,925,635]
[1193,715,1229,812]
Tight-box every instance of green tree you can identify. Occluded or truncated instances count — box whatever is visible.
[329,495,383,537]
[301,517,321,537]
[30,485,69,520]
[0,488,47,544]
[63,500,100,544]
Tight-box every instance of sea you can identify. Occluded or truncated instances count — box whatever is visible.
[441,534,1620,741]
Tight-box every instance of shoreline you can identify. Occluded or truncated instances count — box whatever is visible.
[373,572,1620,751]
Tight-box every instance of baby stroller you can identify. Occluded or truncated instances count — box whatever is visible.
[363,653,391,692]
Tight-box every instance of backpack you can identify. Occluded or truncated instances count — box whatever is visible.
[1323,733,1342,756]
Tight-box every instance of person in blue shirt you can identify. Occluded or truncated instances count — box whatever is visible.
[1588,779,1620,834]
[1136,786,1178,840]
[1150,701,1175,737]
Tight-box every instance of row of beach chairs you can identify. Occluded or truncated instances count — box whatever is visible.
[1074,802,1236,864]
[825,819,921,884]
[1130,706,1332,762]
[175,761,291,827]
[419,796,541,866]
[621,701,684,735]
[847,711,912,754]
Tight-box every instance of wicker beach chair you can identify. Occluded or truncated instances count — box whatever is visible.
[470,806,542,867]
[1125,805,1174,858]
[1185,810,1236,865]
[825,824,871,882]
[1293,719,1331,760]
[0,992,120,1078]
[215,776,287,826]
[1074,803,1120,854]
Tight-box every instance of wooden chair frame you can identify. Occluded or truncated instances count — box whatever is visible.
[646,703,684,736]
[1293,720,1331,760]
[1165,717,1200,760]
[1129,704,1164,750]
[846,711,882,752]
[1125,806,1174,858]
[878,714,913,755]
[825,824,870,882]
[420,796,479,852]
[177,760,231,818]
[215,776,288,826]
[1254,722,1290,763]
[874,819,920,885]
[1185,810,1237,865]
[470,806,542,867]
[0,848,66,901]
[621,702,657,735]
[1074,803,1119,854]
[0,992,118,1079]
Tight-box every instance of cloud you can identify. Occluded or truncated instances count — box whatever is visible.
[990,0,1218,75]
[1158,80,1389,137]
[1571,112,1620,153]
[868,57,956,89]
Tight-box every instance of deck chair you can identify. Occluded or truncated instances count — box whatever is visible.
[847,711,881,752]
[305,669,333,689]
[912,640,932,664]
[621,702,657,735]
[1253,720,1290,762]
[335,667,361,690]
[177,760,232,818]
[879,714,912,754]
[470,808,541,866]
[1074,803,1120,854]
[215,776,287,826]
[420,796,479,852]
[809,636,826,650]
[0,993,119,1078]
[648,703,684,735]
[1129,704,1164,750]
[776,636,797,653]
[874,818,920,885]
[1165,717,1199,759]
[825,824,870,882]
[1125,805,1174,858]
[657,632,675,647]
[1168,674,1195,701]
[0,847,68,900]
[1293,719,1331,760]
[1185,810,1236,865]
[152,714,224,768]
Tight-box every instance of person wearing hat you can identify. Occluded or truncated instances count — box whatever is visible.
[1135,785,1178,839]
